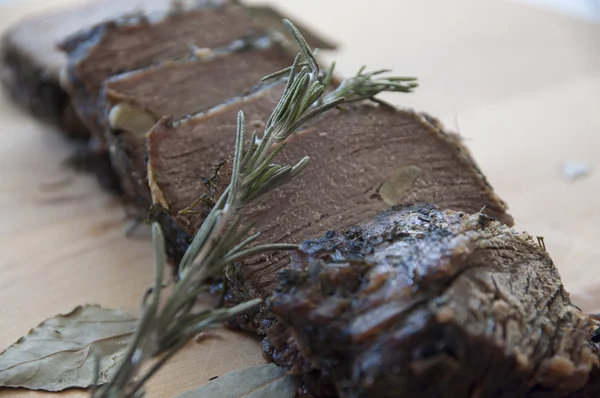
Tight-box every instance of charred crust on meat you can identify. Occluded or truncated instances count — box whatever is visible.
[264,205,599,397]
[65,142,122,194]
[592,328,600,344]
[146,203,191,267]
[144,91,515,336]
[0,37,88,139]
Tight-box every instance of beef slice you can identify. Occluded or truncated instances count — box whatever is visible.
[1,0,334,139]
[101,37,293,208]
[264,204,600,398]
[0,0,188,138]
[146,81,286,260]
[59,0,269,137]
[146,83,513,297]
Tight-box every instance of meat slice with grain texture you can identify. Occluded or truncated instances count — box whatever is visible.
[145,83,513,313]
[0,0,199,139]
[0,0,334,140]
[100,37,293,209]
[58,0,265,137]
[146,81,287,261]
[263,204,600,398]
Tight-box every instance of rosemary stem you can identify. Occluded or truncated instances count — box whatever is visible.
[128,338,188,397]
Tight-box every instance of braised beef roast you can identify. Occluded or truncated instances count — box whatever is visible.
[7,4,593,396]
[263,204,600,398]
[146,82,513,330]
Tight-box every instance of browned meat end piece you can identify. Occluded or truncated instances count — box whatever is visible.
[263,204,600,398]
[59,0,265,137]
[146,82,513,309]
[101,38,293,208]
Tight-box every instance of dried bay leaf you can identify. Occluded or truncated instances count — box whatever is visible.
[177,363,300,398]
[0,304,136,391]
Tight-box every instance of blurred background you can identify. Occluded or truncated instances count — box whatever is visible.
[0,0,597,18]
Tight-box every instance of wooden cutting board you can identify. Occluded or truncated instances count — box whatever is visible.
[1,0,599,397]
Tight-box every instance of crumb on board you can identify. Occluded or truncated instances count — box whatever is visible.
[561,161,593,182]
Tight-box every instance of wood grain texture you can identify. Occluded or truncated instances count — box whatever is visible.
[1,0,599,397]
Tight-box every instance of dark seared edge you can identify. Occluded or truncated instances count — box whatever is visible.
[65,138,122,194]
[0,36,88,139]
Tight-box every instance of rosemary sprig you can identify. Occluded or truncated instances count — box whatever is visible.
[324,66,418,104]
[92,19,418,398]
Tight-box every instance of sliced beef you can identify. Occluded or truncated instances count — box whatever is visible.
[0,0,184,138]
[59,0,268,137]
[147,84,513,305]
[101,38,293,209]
[263,204,600,398]
[0,0,333,140]
[146,82,287,260]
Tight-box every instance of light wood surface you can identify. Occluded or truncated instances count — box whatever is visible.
[1,0,599,397]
